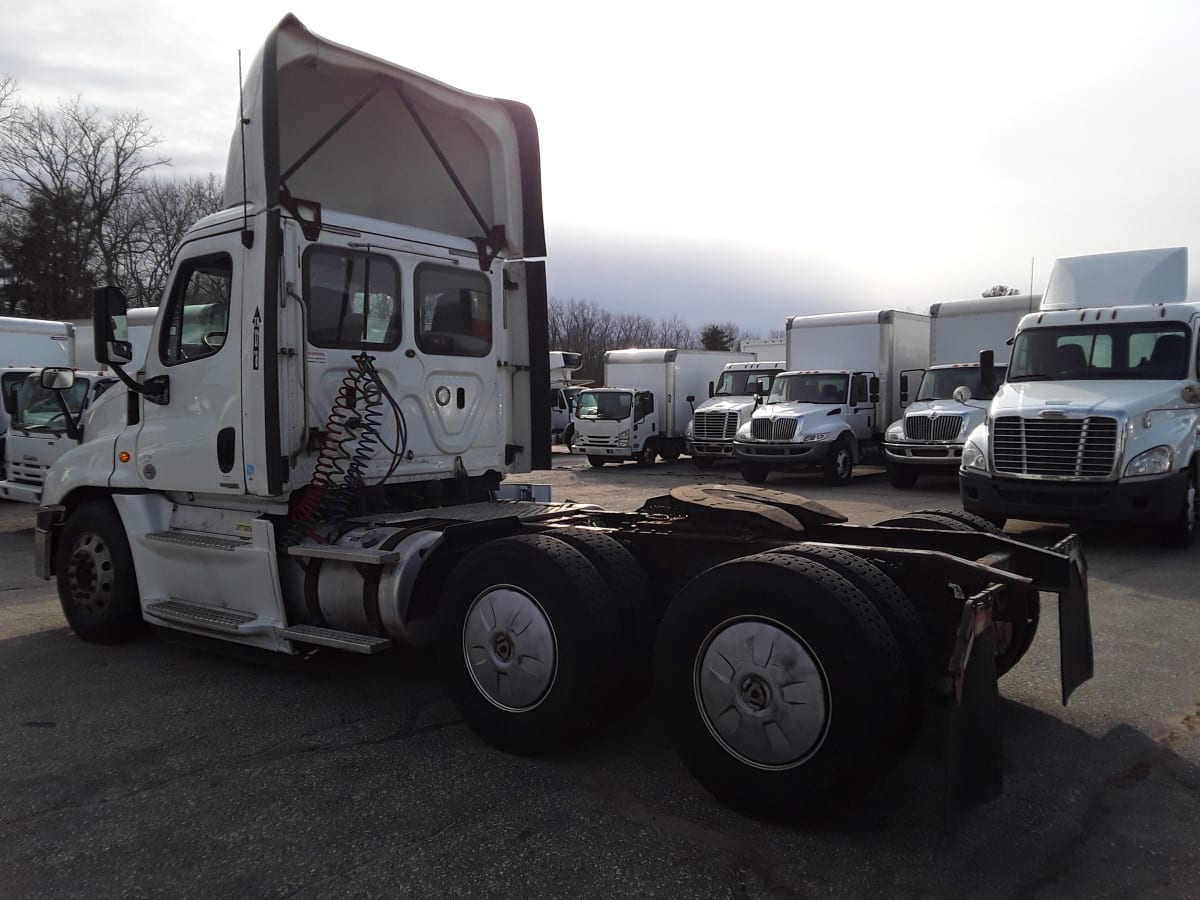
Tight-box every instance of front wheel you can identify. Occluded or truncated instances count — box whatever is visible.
[692,456,715,470]
[55,501,144,643]
[562,423,575,451]
[587,455,608,468]
[1161,467,1199,548]
[822,437,854,486]
[886,464,919,489]
[635,443,657,467]
[739,462,770,484]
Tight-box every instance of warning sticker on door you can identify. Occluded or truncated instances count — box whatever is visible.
[306,348,327,365]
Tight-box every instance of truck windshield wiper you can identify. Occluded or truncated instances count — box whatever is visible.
[1008,374,1053,381]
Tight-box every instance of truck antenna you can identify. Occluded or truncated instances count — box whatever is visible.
[238,50,253,249]
[1029,256,1035,300]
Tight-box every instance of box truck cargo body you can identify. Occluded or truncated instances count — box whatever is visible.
[962,248,1200,546]
[571,348,751,465]
[734,310,929,484]
[686,359,785,467]
[882,294,1039,488]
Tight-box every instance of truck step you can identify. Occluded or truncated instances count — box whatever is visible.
[146,530,247,552]
[286,545,402,565]
[145,599,259,633]
[278,624,393,654]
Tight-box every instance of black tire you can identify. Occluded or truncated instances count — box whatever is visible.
[655,552,908,813]
[822,437,854,486]
[660,448,681,462]
[874,512,972,531]
[773,545,931,746]
[438,534,621,755]
[55,500,144,643]
[692,456,715,470]
[886,465,919,490]
[739,462,770,484]
[587,455,608,468]
[551,529,656,703]
[909,508,1005,535]
[635,443,657,467]
[995,590,1040,677]
[562,423,575,451]
[1161,467,1198,549]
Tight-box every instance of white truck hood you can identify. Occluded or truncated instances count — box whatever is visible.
[906,398,988,415]
[752,401,839,420]
[992,380,1190,417]
[695,396,756,415]
[226,14,543,265]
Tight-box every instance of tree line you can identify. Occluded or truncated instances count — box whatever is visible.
[0,76,223,319]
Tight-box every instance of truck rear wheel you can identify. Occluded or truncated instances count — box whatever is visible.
[995,590,1040,677]
[886,465,919,489]
[1161,467,1198,549]
[55,501,144,644]
[822,437,853,486]
[587,455,608,468]
[438,534,621,755]
[562,423,574,451]
[908,507,1004,535]
[739,462,770,484]
[874,512,971,531]
[655,552,908,813]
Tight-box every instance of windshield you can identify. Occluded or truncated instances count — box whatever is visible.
[14,377,91,431]
[1008,324,1191,381]
[916,366,1007,401]
[575,390,633,421]
[714,369,783,396]
[768,373,848,404]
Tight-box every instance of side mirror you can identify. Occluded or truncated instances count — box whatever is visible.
[40,367,75,391]
[708,381,715,399]
[899,373,909,405]
[94,285,133,366]
[979,349,996,388]
[869,376,880,404]
[686,395,696,403]
[953,385,972,403]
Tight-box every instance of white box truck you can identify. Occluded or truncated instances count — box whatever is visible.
[734,310,930,484]
[882,294,1039,488]
[571,348,751,465]
[685,359,785,468]
[962,247,1200,546]
[30,15,1093,818]
[0,309,157,502]
[549,350,585,446]
[739,337,785,360]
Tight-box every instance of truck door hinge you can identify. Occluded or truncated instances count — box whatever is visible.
[280,347,297,357]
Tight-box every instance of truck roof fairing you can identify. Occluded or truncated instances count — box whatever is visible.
[224,14,545,265]
[1041,248,1187,311]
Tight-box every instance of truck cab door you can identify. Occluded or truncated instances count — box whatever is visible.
[848,372,876,439]
[132,235,244,495]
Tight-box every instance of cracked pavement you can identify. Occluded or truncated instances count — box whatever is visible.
[1,459,1198,898]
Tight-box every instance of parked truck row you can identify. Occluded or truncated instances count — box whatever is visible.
[28,16,1092,819]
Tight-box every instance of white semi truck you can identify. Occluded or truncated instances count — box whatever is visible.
[882,294,1039,489]
[32,16,1092,816]
[735,310,930,485]
[571,348,750,465]
[685,359,785,468]
[961,247,1200,547]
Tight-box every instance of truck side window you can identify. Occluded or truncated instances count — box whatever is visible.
[851,374,868,404]
[305,246,401,350]
[161,254,233,365]
[415,265,492,358]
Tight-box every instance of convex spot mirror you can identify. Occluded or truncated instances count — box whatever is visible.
[40,367,75,391]
[94,285,133,366]
[953,385,972,403]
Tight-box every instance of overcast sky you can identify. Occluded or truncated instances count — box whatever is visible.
[3,1,1198,334]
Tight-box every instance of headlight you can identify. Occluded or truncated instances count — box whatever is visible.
[1125,445,1173,477]
[685,420,694,438]
[737,421,754,441]
[885,421,904,441]
[961,439,987,472]
[802,433,829,442]
[615,429,630,447]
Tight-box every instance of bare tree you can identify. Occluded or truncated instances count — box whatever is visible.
[0,76,17,130]
[982,284,1020,297]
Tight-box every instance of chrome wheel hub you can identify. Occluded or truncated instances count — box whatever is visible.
[67,532,113,615]
[694,617,829,770]
[462,586,557,712]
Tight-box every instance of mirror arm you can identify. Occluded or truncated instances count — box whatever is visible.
[109,363,170,406]
[51,392,82,442]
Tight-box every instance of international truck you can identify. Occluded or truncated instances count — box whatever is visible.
[0,309,156,503]
[882,294,1039,489]
[571,348,751,465]
[962,247,1200,546]
[685,359,785,468]
[32,15,1092,817]
[734,310,930,484]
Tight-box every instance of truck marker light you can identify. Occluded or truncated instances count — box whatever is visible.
[118,451,131,463]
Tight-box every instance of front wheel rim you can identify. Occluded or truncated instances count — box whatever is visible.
[66,531,115,616]
[462,586,557,712]
[693,616,830,770]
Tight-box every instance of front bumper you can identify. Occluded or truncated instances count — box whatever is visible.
[960,468,1187,524]
[883,440,964,468]
[686,440,736,458]
[733,440,832,465]
[572,441,633,460]
[35,504,65,580]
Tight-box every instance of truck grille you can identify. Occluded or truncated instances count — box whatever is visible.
[751,418,797,441]
[992,415,1119,478]
[7,458,47,485]
[904,414,964,441]
[693,411,738,441]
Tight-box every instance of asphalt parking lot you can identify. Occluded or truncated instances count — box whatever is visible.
[2,453,1198,898]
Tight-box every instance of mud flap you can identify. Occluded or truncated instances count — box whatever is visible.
[941,588,1003,833]
[1055,534,1094,705]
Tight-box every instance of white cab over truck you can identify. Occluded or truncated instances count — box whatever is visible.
[962,247,1200,546]
[33,16,1093,818]
[0,317,75,476]
[0,309,156,503]
[735,310,930,485]
[571,348,751,466]
[883,294,1039,489]
[549,350,584,445]
[686,359,785,468]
